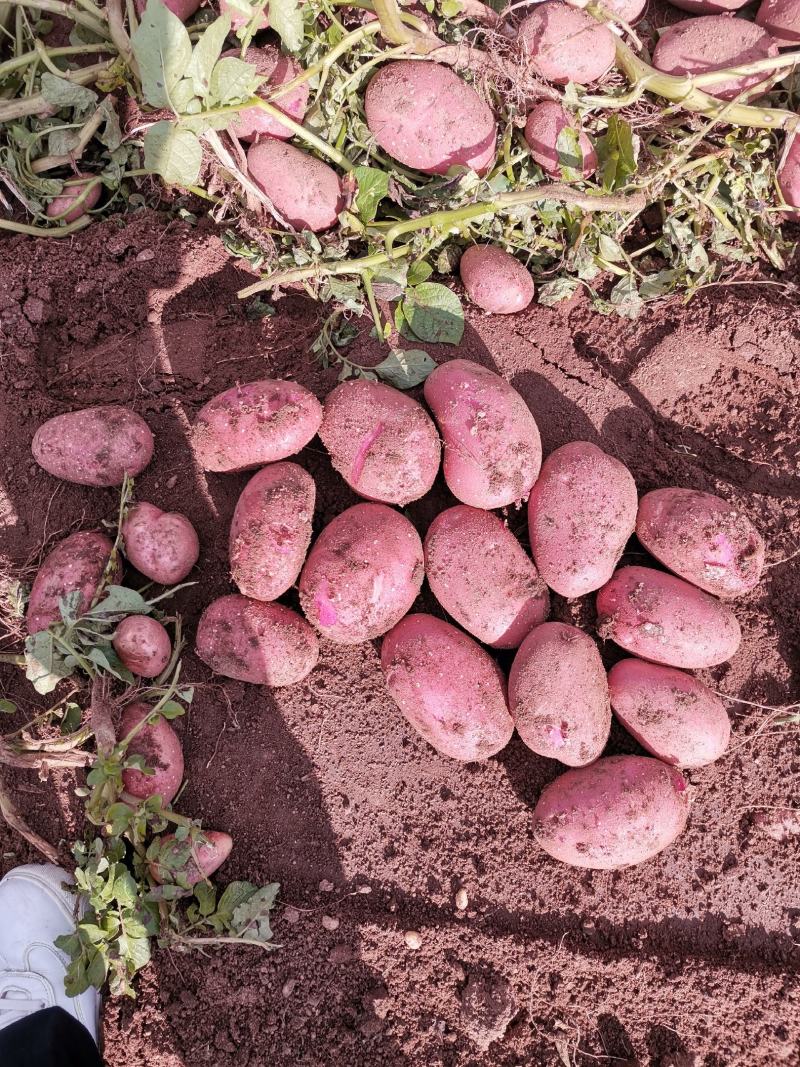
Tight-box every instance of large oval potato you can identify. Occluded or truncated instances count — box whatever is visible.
[319,380,440,506]
[459,246,535,315]
[509,622,610,766]
[122,502,199,585]
[596,566,741,668]
[524,102,597,179]
[248,139,344,232]
[608,658,731,767]
[113,616,172,678]
[229,462,315,601]
[528,442,638,598]
[365,61,496,176]
[120,701,184,803]
[226,45,309,142]
[757,0,800,46]
[27,530,115,634]
[195,594,319,686]
[519,4,616,85]
[192,379,322,473]
[381,613,514,760]
[636,487,765,598]
[32,405,153,487]
[424,505,549,648]
[532,755,691,869]
[299,503,423,644]
[423,359,542,509]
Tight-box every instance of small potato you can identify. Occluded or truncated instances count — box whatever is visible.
[226,46,309,142]
[319,380,440,506]
[778,132,800,219]
[365,61,496,175]
[423,359,542,509]
[608,658,731,767]
[596,565,741,668]
[113,616,172,678]
[459,246,535,315]
[636,487,765,598]
[757,0,800,45]
[27,530,115,634]
[150,831,233,886]
[192,379,322,473]
[524,102,597,179]
[46,174,101,224]
[533,754,691,869]
[219,0,269,29]
[196,594,319,686]
[230,462,315,601]
[519,4,616,85]
[381,613,514,760]
[424,505,549,648]
[32,405,154,487]
[652,17,778,100]
[299,503,423,644]
[120,701,184,803]
[122,502,200,585]
[509,622,610,766]
[528,442,637,598]
[248,139,344,232]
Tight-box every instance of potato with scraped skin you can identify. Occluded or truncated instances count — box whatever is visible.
[32,405,153,487]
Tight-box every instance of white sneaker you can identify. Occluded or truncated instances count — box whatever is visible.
[0,864,99,1043]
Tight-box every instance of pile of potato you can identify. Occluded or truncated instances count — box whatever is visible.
[27,360,765,871]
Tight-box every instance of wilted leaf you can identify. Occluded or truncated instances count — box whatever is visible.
[596,115,637,192]
[194,881,217,917]
[597,234,624,263]
[370,263,408,302]
[131,0,193,110]
[144,122,202,187]
[215,881,261,927]
[231,883,280,942]
[61,701,83,734]
[59,589,83,626]
[400,283,464,345]
[374,348,436,389]
[40,73,98,112]
[269,0,304,52]
[537,277,579,307]
[327,277,365,313]
[555,125,584,181]
[353,166,389,224]
[608,274,642,319]
[639,270,678,300]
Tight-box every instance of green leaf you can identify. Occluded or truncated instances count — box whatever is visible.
[126,935,152,973]
[87,586,150,616]
[407,261,433,286]
[537,277,579,307]
[86,948,108,989]
[186,14,231,99]
[39,73,97,112]
[157,700,186,721]
[96,97,123,152]
[555,124,583,181]
[597,234,624,263]
[144,121,203,187]
[608,274,643,320]
[353,166,389,224]
[131,0,193,110]
[194,881,217,917]
[214,881,260,927]
[370,262,408,302]
[374,348,436,390]
[596,115,637,192]
[400,283,464,345]
[269,0,304,52]
[59,589,83,626]
[61,701,82,734]
[25,631,71,695]
[209,56,260,106]
[231,883,280,942]
[0,699,16,715]
[64,957,91,998]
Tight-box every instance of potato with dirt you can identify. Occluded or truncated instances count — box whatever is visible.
[149,831,233,885]
[381,613,514,760]
[524,102,597,179]
[32,405,154,487]
[519,3,616,85]
[46,174,101,224]
[225,45,310,142]
[248,140,345,232]
[120,701,184,803]
[26,530,116,634]
[778,133,800,217]
[459,246,535,314]
[122,502,200,585]
[757,0,800,45]
[113,615,172,678]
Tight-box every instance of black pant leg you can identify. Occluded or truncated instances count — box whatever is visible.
[0,1006,102,1067]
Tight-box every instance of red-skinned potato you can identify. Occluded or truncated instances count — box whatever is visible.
[113,616,172,678]
[225,45,309,142]
[669,0,748,12]
[423,359,542,509]
[777,132,800,218]
[459,246,535,314]
[319,380,440,506]
[636,488,765,598]
[229,462,315,601]
[528,442,638,598]
[604,0,648,20]
[46,174,101,224]
[149,831,233,886]
[248,140,344,232]
[121,502,199,585]
[519,4,616,85]
[509,622,610,766]
[27,531,116,634]
[533,755,691,869]
[365,61,496,175]
[134,0,200,20]
[608,658,731,767]
[596,565,742,668]
[120,701,184,803]
[424,505,549,649]
[381,613,514,760]
[299,503,423,644]
[192,379,322,472]
[219,0,270,29]
[196,594,319,686]
[32,405,153,487]
[524,102,597,179]
[757,0,800,45]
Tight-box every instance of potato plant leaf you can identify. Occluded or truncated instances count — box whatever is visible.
[186,15,231,99]
[131,0,193,111]
[555,125,584,182]
[231,883,280,942]
[596,115,637,192]
[143,122,203,187]
[353,166,390,224]
[86,586,150,617]
[374,348,436,389]
[39,73,98,112]
[0,698,16,714]
[24,631,70,695]
[537,277,579,306]
[399,283,464,345]
[208,56,261,107]
[269,0,304,52]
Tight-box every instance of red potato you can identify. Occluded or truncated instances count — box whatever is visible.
[533,755,690,869]
[319,380,440,506]
[604,0,648,21]
[134,0,200,19]
[777,133,800,218]
[424,505,549,649]
[508,622,610,766]
[596,565,742,668]
[229,462,315,601]
[636,488,765,599]
[46,174,101,224]
[423,359,542,509]
[113,616,172,678]
[527,442,638,598]
[196,594,319,686]
[120,701,184,803]
[381,613,514,761]
[652,17,779,100]
[248,140,344,232]
[757,0,800,45]
[32,405,154,487]
[192,378,322,473]
[299,503,424,644]
[150,831,233,886]
[364,61,496,176]
[121,502,199,585]
[219,0,270,29]
[519,4,616,85]
[669,0,749,12]
[225,45,309,142]
[608,658,731,767]
[524,102,597,179]
[459,246,535,315]
[26,531,115,634]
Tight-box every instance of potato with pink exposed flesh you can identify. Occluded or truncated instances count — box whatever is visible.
[528,442,638,598]
[46,174,101,224]
[459,246,535,314]
[149,831,233,886]
[424,506,549,649]
[524,102,597,179]
[533,755,691,869]
[191,379,322,472]
[596,566,742,668]
[423,360,542,509]
[319,380,440,506]
[27,531,116,634]
[122,502,199,585]
[225,45,309,142]
[299,503,423,644]
[519,4,616,85]
[248,140,345,232]
[32,405,153,487]
[229,462,315,601]
[120,701,184,803]
[381,613,514,760]
[196,594,319,686]
[113,616,172,678]
[608,658,731,767]
[636,488,765,598]
[757,0,800,45]
[509,622,610,766]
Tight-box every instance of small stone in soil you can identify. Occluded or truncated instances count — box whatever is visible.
[322,915,339,931]
[283,906,300,924]
[404,930,422,950]
[282,978,297,998]
[455,888,468,911]
[319,879,334,892]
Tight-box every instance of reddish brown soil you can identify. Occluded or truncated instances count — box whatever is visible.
[0,212,798,1066]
